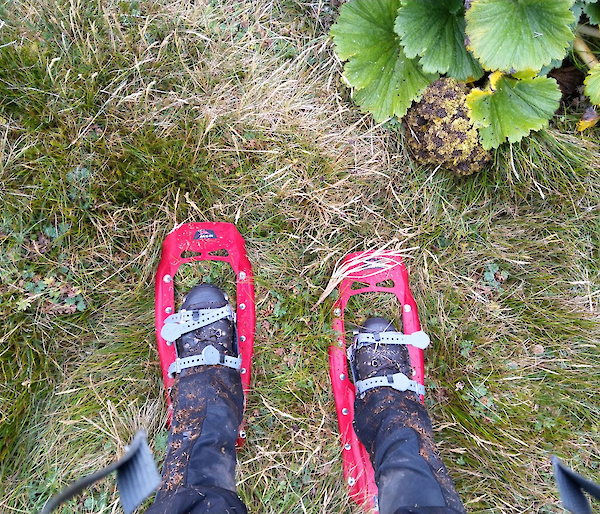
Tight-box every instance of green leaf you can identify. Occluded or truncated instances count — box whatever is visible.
[584,2,600,24]
[572,1,585,23]
[539,57,567,76]
[585,64,600,105]
[465,0,575,72]
[467,72,561,149]
[44,226,58,239]
[330,0,435,121]
[330,0,399,61]
[483,271,496,283]
[16,298,32,311]
[347,46,436,121]
[394,0,483,81]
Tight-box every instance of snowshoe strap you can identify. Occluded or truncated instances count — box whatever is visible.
[355,372,426,397]
[354,330,430,350]
[161,305,234,343]
[168,345,242,377]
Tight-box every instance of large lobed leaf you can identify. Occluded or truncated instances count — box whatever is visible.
[465,0,575,72]
[467,72,561,150]
[394,0,483,81]
[572,1,585,25]
[330,0,435,121]
[585,64,600,105]
[584,2,600,25]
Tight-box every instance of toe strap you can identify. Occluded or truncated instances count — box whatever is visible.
[161,305,234,343]
[354,330,430,350]
[168,345,242,377]
[355,372,425,396]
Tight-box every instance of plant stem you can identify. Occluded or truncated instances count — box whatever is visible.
[573,36,600,70]
[577,24,600,39]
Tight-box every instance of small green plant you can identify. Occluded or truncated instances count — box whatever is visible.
[330,0,600,150]
[16,273,87,314]
[459,339,474,358]
[483,263,509,293]
[463,382,498,420]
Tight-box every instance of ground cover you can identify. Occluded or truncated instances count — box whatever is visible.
[1,1,600,513]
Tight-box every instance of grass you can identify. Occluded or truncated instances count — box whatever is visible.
[1,0,600,513]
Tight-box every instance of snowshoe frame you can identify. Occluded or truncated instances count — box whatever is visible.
[155,222,255,446]
[329,251,425,512]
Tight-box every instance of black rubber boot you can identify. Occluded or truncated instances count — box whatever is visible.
[352,318,466,514]
[152,284,246,511]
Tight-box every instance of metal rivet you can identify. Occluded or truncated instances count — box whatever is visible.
[165,307,173,314]
[239,430,246,439]
[239,303,246,310]
[163,275,172,283]
[334,308,342,317]
[240,368,246,374]
[240,335,246,342]
[404,304,411,312]
[344,443,351,450]
[347,477,356,486]
[342,408,349,415]
[239,271,246,280]
[339,374,346,381]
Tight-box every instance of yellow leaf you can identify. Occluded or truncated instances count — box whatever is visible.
[512,69,538,80]
[577,107,600,132]
[466,88,492,109]
[488,71,503,91]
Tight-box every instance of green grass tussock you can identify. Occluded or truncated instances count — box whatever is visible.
[1,1,600,513]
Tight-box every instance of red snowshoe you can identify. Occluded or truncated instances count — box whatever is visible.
[329,251,428,512]
[154,222,255,446]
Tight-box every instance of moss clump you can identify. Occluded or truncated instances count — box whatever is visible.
[404,78,491,176]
